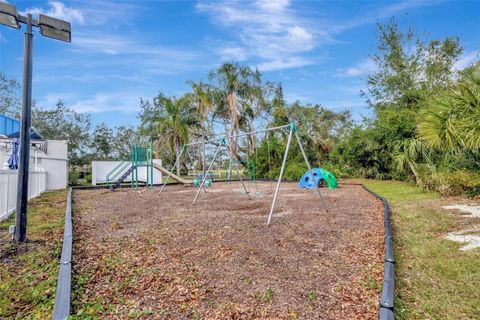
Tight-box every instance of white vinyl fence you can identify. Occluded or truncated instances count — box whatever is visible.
[0,169,47,220]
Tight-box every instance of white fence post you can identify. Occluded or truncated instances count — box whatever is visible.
[0,169,47,220]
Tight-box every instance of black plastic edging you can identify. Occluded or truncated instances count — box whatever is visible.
[60,182,394,319]
[362,185,395,319]
[53,187,73,320]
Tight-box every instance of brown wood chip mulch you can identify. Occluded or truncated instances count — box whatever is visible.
[73,182,384,319]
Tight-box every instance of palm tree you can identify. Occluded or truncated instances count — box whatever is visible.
[417,64,480,151]
[209,62,255,158]
[187,80,212,173]
[156,93,198,175]
[188,80,212,119]
[393,138,433,186]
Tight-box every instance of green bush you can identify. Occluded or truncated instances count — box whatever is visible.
[283,162,308,181]
[321,163,349,179]
[85,174,92,184]
[428,170,480,197]
[69,170,80,186]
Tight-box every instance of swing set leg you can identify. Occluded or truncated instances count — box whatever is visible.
[267,128,293,226]
[227,144,251,200]
[295,131,328,213]
[192,144,222,205]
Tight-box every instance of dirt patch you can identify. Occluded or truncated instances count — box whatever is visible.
[442,202,480,251]
[443,204,480,218]
[73,182,384,319]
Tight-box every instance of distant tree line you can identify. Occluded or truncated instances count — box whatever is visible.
[1,17,479,194]
[0,83,137,166]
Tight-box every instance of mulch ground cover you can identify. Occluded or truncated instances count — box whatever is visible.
[72,182,384,319]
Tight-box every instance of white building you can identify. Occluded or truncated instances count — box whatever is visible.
[91,159,162,186]
[0,115,68,220]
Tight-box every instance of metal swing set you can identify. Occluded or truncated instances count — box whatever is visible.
[159,122,328,226]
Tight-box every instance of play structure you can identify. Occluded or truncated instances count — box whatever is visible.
[107,144,154,190]
[159,122,329,226]
[152,163,191,185]
[299,168,338,190]
[104,143,194,190]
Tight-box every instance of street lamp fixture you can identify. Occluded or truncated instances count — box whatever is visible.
[0,2,20,29]
[38,14,71,42]
[0,3,71,243]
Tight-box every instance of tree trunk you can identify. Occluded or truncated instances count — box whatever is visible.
[175,140,181,176]
[227,92,239,158]
[155,140,160,159]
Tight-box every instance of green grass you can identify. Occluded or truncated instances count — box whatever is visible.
[0,190,67,319]
[363,180,480,319]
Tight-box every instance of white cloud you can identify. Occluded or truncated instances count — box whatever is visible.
[198,0,321,71]
[258,57,314,72]
[70,32,201,71]
[198,0,439,72]
[255,0,290,12]
[331,0,440,34]
[336,59,377,78]
[72,34,130,55]
[454,51,479,71]
[20,1,84,24]
[286,25,314,50]
[69,92,144,113]
[218,46,248,61]
[322,98,367,110]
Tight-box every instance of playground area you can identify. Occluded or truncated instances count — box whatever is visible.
[72,182,384,319]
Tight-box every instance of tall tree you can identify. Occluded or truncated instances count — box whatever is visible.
[112,125,138,160]
[0,72,20,117]
[155,93,199,175]
[91,122,114,160]
[209,62,257,158]
[344,18,464,179]
[32,100,91,165]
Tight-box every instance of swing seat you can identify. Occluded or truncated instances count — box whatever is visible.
[193,175,213,187]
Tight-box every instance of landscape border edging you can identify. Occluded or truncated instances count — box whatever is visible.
[58,182,395,319]
[362,185,395,320]
[52,187,73,320]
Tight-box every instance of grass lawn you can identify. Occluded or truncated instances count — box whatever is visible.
[363,180,480,320]
[1,181,479,319]
[0,190,67,319]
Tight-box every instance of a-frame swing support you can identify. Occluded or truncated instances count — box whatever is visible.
[267,123,328,225]
[192,138,251,205]
[159,122,328,226]
[158,144,208,194]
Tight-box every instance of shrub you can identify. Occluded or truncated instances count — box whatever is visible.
[321,163,350,179]
[428,170,480,197]
[85,174,92,184]
[283,162,308,181]
[69,170,80,186]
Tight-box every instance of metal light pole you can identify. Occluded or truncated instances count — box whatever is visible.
[15,14,33,242]
[0,2,71,242]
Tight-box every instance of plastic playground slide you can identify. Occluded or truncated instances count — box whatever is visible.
[152,163,192,184]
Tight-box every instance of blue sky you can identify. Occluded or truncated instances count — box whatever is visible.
[0,0,479,128]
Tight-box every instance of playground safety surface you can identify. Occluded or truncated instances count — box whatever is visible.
[73,182,384,319]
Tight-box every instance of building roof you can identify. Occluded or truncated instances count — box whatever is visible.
[0,114,43,139]
[0,114,20,136]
